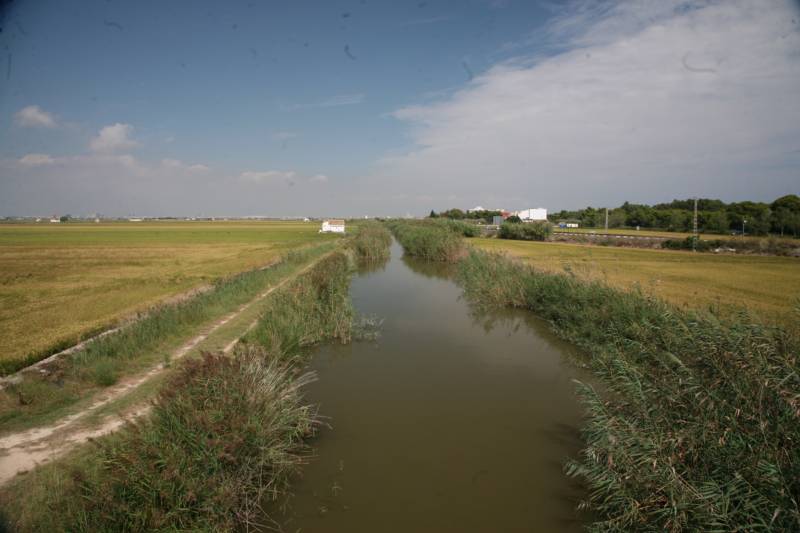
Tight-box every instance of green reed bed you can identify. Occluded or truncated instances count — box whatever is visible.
[347,221,392,262]
[1,251,357,532]
[458,249,800,531]
[387,219,466,262]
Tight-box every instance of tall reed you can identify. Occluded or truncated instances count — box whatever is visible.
[387,220,465,262]
[348,221,392,262]
[458,249,800,531]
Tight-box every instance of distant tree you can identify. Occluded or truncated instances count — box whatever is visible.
[770,195,800,236]
[59,214,71,222]
[607,209,626,228]
[429,210,438,218]
[506,215,522,223]
[770,194,800,213]
[441,208,465,219]
[703,210,729,234]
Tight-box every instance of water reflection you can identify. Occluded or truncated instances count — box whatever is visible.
[400,253,457,280]
[355,256,390,276]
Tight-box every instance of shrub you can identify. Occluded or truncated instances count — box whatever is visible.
[498,221,552,241]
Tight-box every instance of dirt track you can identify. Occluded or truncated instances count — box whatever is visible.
[0,256,324,486]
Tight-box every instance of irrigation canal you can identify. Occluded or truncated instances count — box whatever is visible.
[277,241,589,531]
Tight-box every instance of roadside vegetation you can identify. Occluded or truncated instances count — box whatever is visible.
[386,220,466,262]
[0,250,365,532]
[457,249,799,531]
[661,235,800,256]
[0,221,337,368]
[0,244,334,431]
[0,232,394,532]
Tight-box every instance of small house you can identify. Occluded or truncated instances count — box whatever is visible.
[320,219,346,233]
[515,208,548,221]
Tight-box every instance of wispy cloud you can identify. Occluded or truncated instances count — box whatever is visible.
[239,170,330,186]
[14,105,58,128]
[240,170,297,184]
[161,159,210,173]
[18,153,55,166]
[378,0,800,210]
[286,93,365,111]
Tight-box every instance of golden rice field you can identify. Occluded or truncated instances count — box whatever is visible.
[0,221,338,365]
[472,237,800,322]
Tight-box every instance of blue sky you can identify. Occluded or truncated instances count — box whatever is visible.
[1,0,799,217]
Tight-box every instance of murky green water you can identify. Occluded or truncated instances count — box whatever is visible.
[279,241,588,532]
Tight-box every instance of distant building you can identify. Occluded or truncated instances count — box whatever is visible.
[320,219,346,233]
[49,218,60,223]
[558,221,579,228]
[515,208,547,221]
[467,206,485,213]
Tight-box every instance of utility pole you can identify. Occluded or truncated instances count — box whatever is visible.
[692,197,698,252]
[604,207,609,232]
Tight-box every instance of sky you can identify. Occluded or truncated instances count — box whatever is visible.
[0,0,798,217]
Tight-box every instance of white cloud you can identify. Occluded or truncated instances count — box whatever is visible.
[287,93,365,111]
[14,105,58,128]
[161,159,210,173]
[240,170,297,184]
[18,153,55,166]
[239,170,330,186]
[380,0,800,210]
[89,123,140,153]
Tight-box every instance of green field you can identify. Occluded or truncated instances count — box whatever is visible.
[0,221,337,366]
[473,238,800,320]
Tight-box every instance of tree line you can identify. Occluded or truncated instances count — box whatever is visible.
[430,195,800,236]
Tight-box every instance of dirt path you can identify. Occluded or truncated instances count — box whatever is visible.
[0,255,325,486]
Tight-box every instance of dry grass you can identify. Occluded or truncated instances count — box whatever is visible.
[472,238,800,321]
[0,221,338,365]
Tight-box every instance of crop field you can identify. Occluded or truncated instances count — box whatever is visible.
[472,237,800,321]
[0,221,338,366]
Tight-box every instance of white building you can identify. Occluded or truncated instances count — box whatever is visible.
[515,208,548,221]
[467,205,485,213]
[320,219,346,233]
